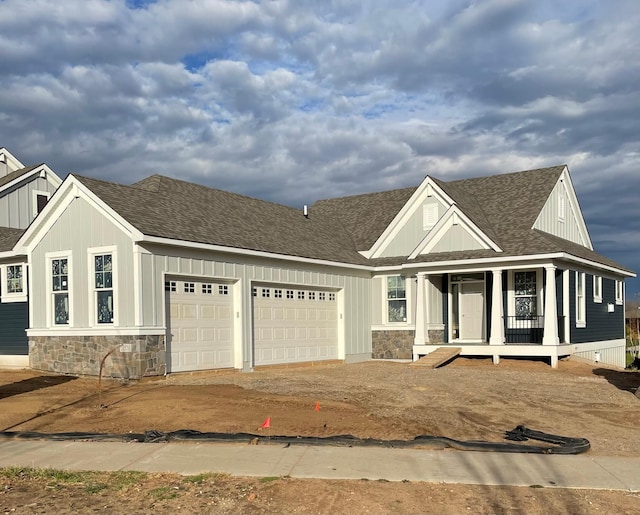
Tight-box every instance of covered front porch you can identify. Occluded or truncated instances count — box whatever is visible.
[412,265,569,367]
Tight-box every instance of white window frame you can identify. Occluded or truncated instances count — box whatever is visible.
[507,269,543,327]
[0,263,28,303]
[87,246,118,327]
[575,271,586,328]
[386,275,407,323]
[615,280,623,305]
[32,189,50,217]
[46,250,73,328]
[593,275,602,303]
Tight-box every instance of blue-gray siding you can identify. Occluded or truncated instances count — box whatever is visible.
[569,273,624,343]
[0,300,29,355]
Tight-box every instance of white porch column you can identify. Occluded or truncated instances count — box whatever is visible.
[543,265,559,346]
[413,273,429,344]
[489,268,504,345]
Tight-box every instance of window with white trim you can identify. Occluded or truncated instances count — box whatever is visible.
[309,291,316,300]
[286,290,294,299]
[165,281,177,292]
[218,285,229,295]
[262,288,270,298]
[593,276,602,303]
[319,292,326,301]
[202,283,213,295]
[576,272,586,327]
[387,276,406,322]
[51,257,70,325]
[184,282,195,293]
[1,264,27,303]
[94,254,114,324]
[329,293,336,301]
[615,280,623,305]
[274,289,282,298]
[514,271,537,320]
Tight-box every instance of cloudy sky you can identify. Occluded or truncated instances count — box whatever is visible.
[1,0,638,296]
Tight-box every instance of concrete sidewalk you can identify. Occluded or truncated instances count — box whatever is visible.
[0,440,638,491]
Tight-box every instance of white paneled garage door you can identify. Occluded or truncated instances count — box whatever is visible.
[165,279,234,373]
[253,285,338,366]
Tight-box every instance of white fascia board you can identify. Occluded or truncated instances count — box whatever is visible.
[0,164,61,194]
[373,252,634,277]
[0,148,25,171]
[560,167,593,250]
[0,250,25,259]
[408,205,502,259]
[532,166,593,250]
[369,176,456,258]
[16,175,143,253]
[139,235,374,272]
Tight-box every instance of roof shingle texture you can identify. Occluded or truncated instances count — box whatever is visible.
[0,165,41,189]
[75,175,369,265]
[74,166,629,273]
[0,227,24,252]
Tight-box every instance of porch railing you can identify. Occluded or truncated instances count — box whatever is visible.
[504,316,565,344]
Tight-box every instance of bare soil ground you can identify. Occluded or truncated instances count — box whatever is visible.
[1,356,639,514]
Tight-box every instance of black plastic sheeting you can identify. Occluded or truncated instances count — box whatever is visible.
[0,425,589,454]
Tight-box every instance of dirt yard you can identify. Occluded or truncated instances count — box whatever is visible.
[1,357,639,514]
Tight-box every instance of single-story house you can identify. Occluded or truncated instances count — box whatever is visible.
[0,148,61,368]
[4,161,635,377]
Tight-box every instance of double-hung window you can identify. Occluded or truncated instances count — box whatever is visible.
[615,280,623,305]
[514,271,537,320]
[1,264,27,303]
[593,276,602,303]
[94,254,114,324]
[576,271,586,327]
[51,257,70,325]
[387,276,406,322]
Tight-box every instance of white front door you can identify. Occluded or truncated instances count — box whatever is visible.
[459,282,485,340]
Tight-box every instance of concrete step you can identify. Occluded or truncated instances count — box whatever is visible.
[411,347,461,368]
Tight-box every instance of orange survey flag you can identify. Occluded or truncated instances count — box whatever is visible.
[261,417,271,428]
[315,402,320,412]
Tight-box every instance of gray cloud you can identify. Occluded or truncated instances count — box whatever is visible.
[0,0,637,295]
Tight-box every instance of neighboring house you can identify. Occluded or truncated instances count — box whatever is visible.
[10,164,635,378]
[0,148,62,367]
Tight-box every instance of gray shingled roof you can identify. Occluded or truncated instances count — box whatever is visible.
[312,186,417,251]
[75,175,369,265]
[73,166,629,273]
[0,164,41,189]
[0,227,24,252]
[314,165,631,272]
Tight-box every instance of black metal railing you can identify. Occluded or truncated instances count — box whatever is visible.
[505,315,544,344]
[504,315,566,344]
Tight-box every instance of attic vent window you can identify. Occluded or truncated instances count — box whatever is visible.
[558,190,565,222]
[423,203,438,231]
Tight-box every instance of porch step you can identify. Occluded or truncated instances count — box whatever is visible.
[411,347,462,369]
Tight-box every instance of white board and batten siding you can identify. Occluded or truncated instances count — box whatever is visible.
[139,245,372,368]
[378,197,445,258]
[0,176,58,230]
[30,197,136,329]
[253,284,339,366]
[533,176,590,247]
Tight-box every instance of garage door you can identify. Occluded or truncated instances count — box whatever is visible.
[253,286,338,366]
[165,279,234,373]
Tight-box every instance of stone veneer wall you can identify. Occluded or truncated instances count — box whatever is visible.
[29,335,166,379]
[372,329,446,359]
[372,330,414,359]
